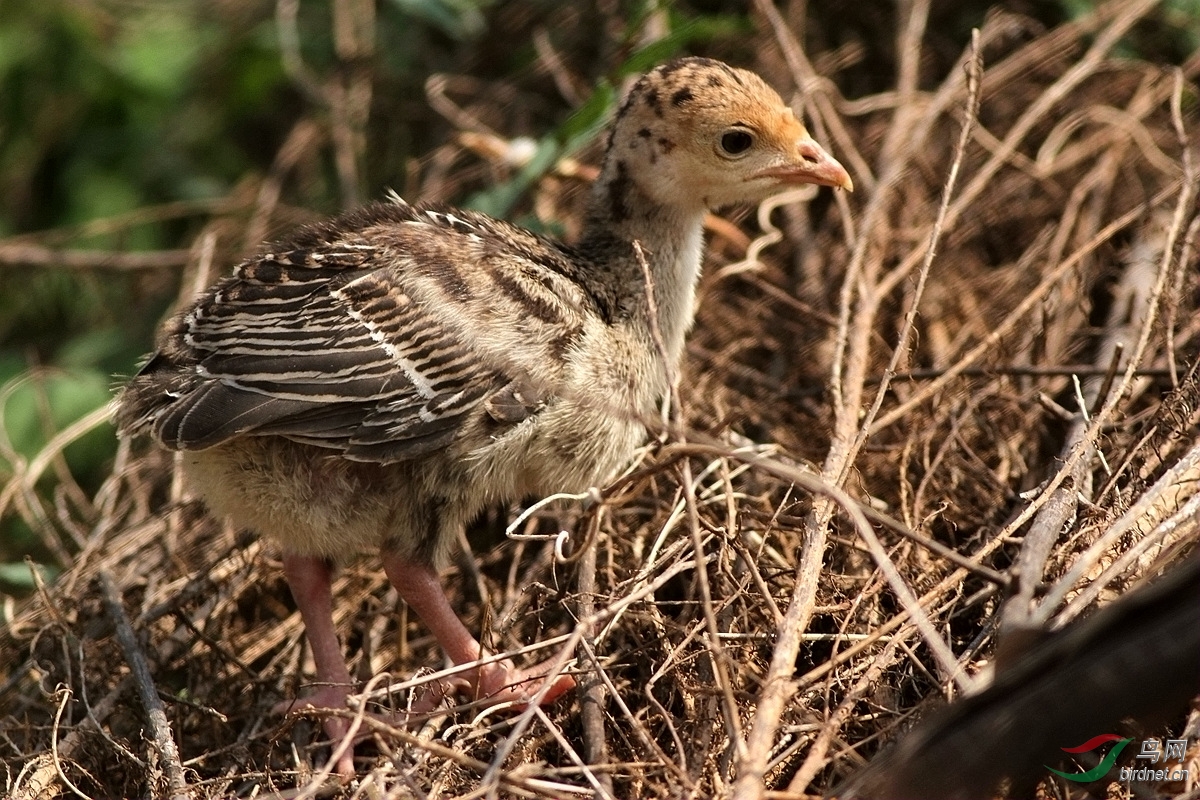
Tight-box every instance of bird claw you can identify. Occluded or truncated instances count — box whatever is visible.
[470,657,577,708]
[274,687,404,779]
[409,657,576,713]
[274,660,575,776]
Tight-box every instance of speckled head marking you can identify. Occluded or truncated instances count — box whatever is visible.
[598,56,851,216]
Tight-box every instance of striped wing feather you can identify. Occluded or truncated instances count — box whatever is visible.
[128,203,575,463]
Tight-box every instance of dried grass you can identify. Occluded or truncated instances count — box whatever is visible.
[3,2,1198,799]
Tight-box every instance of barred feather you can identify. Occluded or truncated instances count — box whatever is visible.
[118,200,605,464]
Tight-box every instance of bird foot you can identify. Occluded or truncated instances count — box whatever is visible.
[274,687,404,779]
[476,656,577,707]
[412,656,576,713]
[275,660,575,775]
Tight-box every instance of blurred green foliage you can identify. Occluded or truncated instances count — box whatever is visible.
[1062,0,1200,59]
[0,0,294,590]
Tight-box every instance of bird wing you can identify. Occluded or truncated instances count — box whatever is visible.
[128,202,595,463]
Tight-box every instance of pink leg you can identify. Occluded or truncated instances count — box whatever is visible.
[279,553,357,777]
[381,552,575,708]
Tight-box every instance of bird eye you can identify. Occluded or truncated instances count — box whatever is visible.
[719,128,755,157]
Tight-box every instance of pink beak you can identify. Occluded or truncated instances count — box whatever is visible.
[757,136,853,191]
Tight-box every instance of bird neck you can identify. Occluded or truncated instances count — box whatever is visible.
[576,158,707,385]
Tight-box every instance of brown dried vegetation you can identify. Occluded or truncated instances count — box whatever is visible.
[3,2,1198,798]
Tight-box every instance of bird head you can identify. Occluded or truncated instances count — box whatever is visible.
[605,57,852,213]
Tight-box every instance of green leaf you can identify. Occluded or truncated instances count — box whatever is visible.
[1,368,113,463]
[465,137,560,218]
[618,14,751,77]
[110,11,208,98]
[0,19,38,81]
[464,80,618,219]
[386,0,493,40]
[67,168,144,234]
[0,560,59,591]
[56,328,130,371]
[559,81,616,154]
